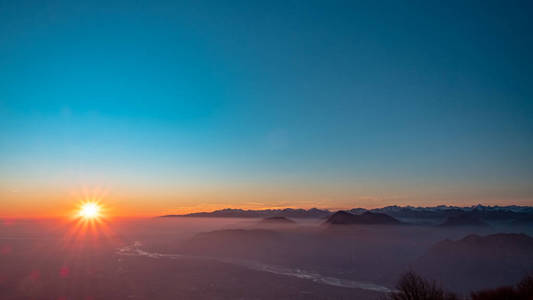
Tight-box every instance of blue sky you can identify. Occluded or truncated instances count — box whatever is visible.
[1,0,532,215]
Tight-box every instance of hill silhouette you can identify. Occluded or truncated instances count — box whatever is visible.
[325,211,402,225]
[259,216,296,224]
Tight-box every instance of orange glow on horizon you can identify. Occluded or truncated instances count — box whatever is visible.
[2,183,532,218]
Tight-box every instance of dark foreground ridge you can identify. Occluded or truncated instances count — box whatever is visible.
[413,233,533,292]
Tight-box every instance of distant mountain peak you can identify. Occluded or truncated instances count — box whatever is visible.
[325,210,402,225]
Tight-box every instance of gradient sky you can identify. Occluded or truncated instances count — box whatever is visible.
[1,0,532,217]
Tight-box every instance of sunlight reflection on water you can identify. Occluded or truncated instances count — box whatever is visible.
[117,241,393,293]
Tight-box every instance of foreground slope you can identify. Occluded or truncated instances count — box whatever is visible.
[414,233,533,293]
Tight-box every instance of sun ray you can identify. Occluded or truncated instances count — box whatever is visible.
[64,189,114,243]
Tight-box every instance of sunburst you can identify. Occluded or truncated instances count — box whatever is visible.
[78,202,101,219]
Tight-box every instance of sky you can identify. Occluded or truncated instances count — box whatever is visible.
[1,0,532,217]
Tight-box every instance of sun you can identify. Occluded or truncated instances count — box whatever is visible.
[78,202,101,219]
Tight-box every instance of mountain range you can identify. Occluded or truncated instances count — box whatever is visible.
[161,208,331,218]
[161,205,533,225]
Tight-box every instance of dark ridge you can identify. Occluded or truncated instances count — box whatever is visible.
[178,229,282,259]
[325,211,402,225]
[259,216,296,224]
[510,215,533,226]
[438,213,489,227]
[366,205,533,221]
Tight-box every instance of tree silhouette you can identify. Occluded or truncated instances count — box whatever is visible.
[390,272,533,300]
[389,271,457,300]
